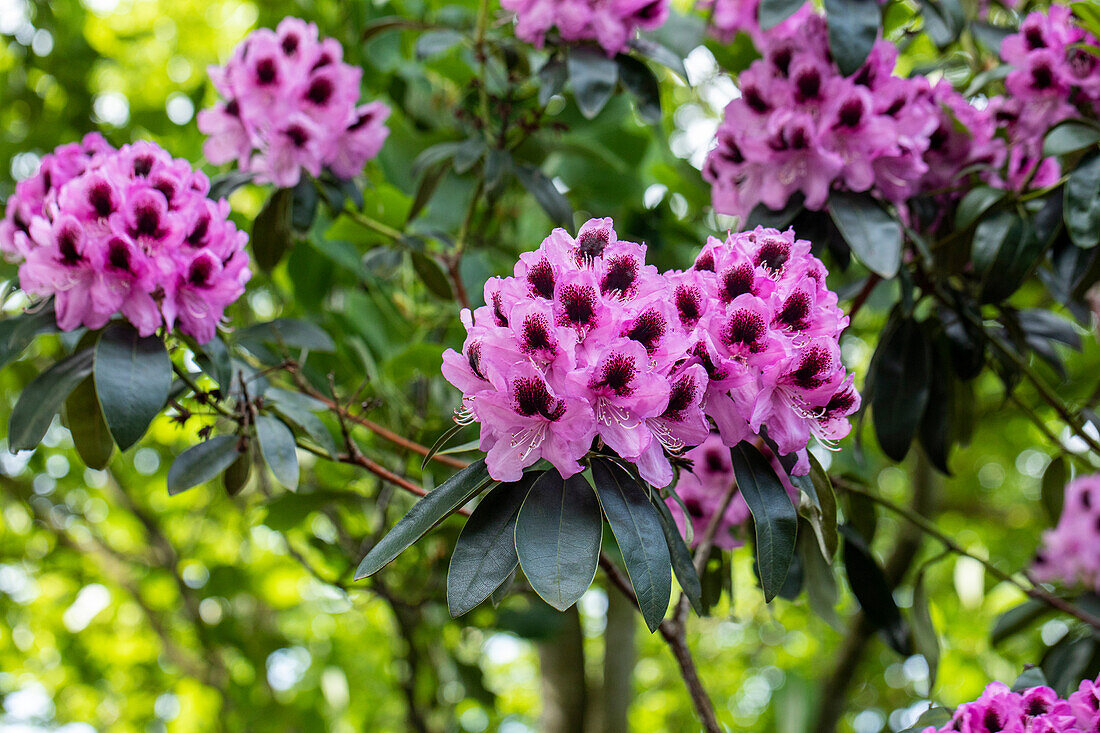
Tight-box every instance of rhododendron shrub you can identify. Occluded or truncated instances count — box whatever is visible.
[199,17,391,187]
[1,139,250,343]
[357,219,856,628]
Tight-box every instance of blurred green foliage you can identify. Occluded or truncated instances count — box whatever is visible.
[2,0,1098,732]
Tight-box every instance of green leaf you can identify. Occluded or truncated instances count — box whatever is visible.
[208,170,253,200]
[617,55,661,125]
[194,335,233,390]
[628,37,687,79]
[238,318,336,353]
[972,210,1016,272]
[1012,666,1049,692]
[355,459,491,578]
[799,526,841,630]
[828,192,902,278]
[871,316,931,462]
[591,460,672,632]
[252,188,294,272]
[759,0,806,28]
[269,398,336,457]
[415,29,463,59]
[64,375,114,470]
[0,304,59,371]
[515,164,573,230]
[222,451,251,496]
[1066,152,1100,249]
[956,186,1005,230]
[651,493,704,615]
[93,323,171,451]
[538,55,568,106]
[167,435,241,495]
[423,424,464,469]
[1042,632,1096,695]
[730,442,798,603]
[291,177,319,231]
[1044,121,1100,157]
[841,525,911,655]
[911,571,940,689]
[823,0,881,76]
[9,348,94,452]
[567,46,619,119]
[255,414,299,491]
[515,469,602,611]
[447,475,538,617]
[794,453,839,561]
[991,599,1053,646]
[1041,455,1068,523]
[410,251,454,300]
[899,707,953,733]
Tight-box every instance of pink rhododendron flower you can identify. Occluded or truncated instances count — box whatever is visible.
[199,17,390,187]
[2,139,250,343]
[1032,473,1100,593]
[443,218,698,483]
[921,674,1100,732]
[698,0,814,45]
[667,227,859,474]
[501,0,668,56]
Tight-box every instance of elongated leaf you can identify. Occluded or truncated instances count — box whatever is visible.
[1041,455,1068,523]
[592,460,671,631]
[1066,152,1100,248]
[841,525,911,655]
[252,187,293,271]
[270,400,335,456]
[899,707,953,732]
[824,0,881,75]
[871,316,931,462]
[447,474,538,617]
[94,323,171,451]
[255,414,299,491]
[415,29,463,59]
[628,37,687,79]
[490,567,517,607]
[411,251,454,300]
[991,598,1053,646]
[911,571,940,689]
[65,376,114,470]
[423,424,464,469]
[793,453,839,560]
[799,526,841,629]
[515,165,573,230]
[567,46,618,119]
[651,493,704,615]
[167,435,241,495]
[0,304,59,371]
[828,192,902,278]
[355,459,491,578]
[9,349,94,452]
[617,55,661,125]
[1044,121,1100,157]
[1012,666,1049,692]
[538,55,568,106]
[759,0,806,28]
[223,451,251,496]
[731,442,798,602]
[515,469,602,611]
[956,186,1005,230]
[238,318,335,353]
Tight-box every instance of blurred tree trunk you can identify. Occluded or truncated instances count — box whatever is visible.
[813,452,939,733]
[591,589,636,733]
[539,606,587,733]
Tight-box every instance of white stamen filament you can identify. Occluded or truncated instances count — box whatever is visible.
[597,398,640,430]
[509,423,547,459]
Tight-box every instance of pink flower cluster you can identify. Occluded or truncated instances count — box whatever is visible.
[668,227,859,474]
[665,433,798,550]
[1032,473,1100,593]
[704,16,944,216]
[922,675,1100,733]
[199,17,390,188]
[990,6,1100,191]
[501,0,669,56]
[699,0,813,45]
[443,218,708,485]
[0,137,250,343]
[441,220,858,486]
[703,6,1099,216]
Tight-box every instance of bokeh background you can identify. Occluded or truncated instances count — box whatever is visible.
[1,0,1095,731]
